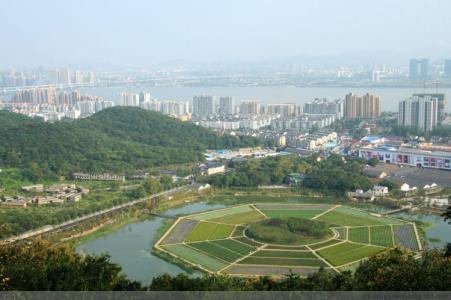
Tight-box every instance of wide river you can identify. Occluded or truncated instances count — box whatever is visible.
[76,201,451,285]
[77,85,451,113]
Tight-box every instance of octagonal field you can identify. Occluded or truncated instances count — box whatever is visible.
[155,204,422,276]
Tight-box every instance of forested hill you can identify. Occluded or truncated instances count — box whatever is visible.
[0,107,259,179]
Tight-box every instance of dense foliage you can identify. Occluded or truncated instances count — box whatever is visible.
[246,217,330,244]
[0,108,259,180]
[209,154,372,194]
[0,240,140,290]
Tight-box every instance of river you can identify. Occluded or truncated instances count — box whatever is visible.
[76,200,450,285]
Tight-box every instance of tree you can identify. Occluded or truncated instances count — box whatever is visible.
[160,174,173,190]
[0,240,140,291]
[143,178,162,194]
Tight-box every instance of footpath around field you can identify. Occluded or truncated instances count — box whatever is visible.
[154,203,422,277]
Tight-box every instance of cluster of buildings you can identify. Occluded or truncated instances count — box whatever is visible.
[398,93,447,131]
[73,173,126,182]
[47,68,96,86]
[0,184,89,208]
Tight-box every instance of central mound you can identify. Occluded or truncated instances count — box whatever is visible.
[246,217,332,245]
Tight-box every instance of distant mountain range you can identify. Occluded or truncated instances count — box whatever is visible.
[0,107,259,178]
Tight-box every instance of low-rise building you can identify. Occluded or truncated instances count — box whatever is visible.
[347,189,375,201]
[373,185,389,196]
[21,184,44,193]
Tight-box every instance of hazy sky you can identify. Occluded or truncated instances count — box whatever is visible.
[1,0,451,68]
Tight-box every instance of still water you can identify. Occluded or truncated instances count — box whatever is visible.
[76,201,450,284]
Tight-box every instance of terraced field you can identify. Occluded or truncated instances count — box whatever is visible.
[155,203,421,276]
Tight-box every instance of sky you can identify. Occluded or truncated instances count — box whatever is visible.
[1,0,451,68]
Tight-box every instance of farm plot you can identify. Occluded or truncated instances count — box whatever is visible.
[317,242,383,266]
[370,225,394,247]
[239,256,327,267]
[393,223,420,251]
[255,204,333,211]
[264,244,309,250]
[309,239,343,250]
[187,242,242,263]
[348,227,370,244]
[233,236,263,247]
[161,244,227,271]
[334,227,347,240]
[211,239,256,255]
[209,210,266,225]
[317,206,402,226]
[184,221,217,242]
[161,218,198,245]
[232,226,245,237]
[224,265,322,276]
[261,210,326,219]
[189,205,254,221]
[251,250,316,259]
[209,223,234,240]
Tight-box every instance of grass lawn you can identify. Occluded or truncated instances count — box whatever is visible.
[184,222,217,242]
[161,244,227,271]
[370,225,394,247]
[209,210,266,225]
[317,242,383,266]
[239,256,327,267]
[187,241,242,263]
[211,239,256,255]
[208,223,234,240]
[261,210,325,219]
[251,250,316,259]
[348,227,370,244]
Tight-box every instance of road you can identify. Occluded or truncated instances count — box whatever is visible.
[1,184,196,244]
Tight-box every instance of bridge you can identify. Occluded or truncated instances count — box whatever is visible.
[381,205,416,215]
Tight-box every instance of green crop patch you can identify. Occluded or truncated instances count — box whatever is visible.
[209,223,234,240]
[251,250,316,259]
[261,210,325,219]
[161,244,227,271]
[348,227,370,244]
[188,242,242,263]
[370,225,394,247]
[209,210,266,225]
[318,206,403,227]
[309,239,343,250]
[239,256,327,267]
[232,226,245,237]
[189,205,254,221]
[211,239,256,255]
[184,222,217,242]
[317,242,382,266]
[334,227,347,240]
[233,237,263,247]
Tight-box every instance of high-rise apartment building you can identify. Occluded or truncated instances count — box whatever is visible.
[193,95,216,116]
[118,92,140,107]
[139,92,151,103]
[74,70,84,84]
[87,71,96,83]
[58,68,72,85]
[239,100,260,116]
[398,95,438,131]
[344,93,380,119]
[409,58,428,80]
[304,98,344,118]
[219,96,235,115]
[71,90,81,104]
[266,103,300,117]
[413,93,446,124]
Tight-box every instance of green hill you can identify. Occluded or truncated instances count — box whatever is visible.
[0,107,259,179]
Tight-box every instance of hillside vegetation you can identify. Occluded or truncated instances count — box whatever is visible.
[0,107,259,179]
